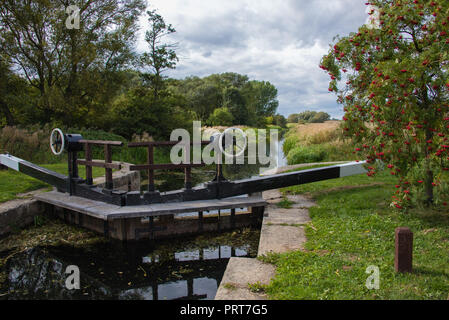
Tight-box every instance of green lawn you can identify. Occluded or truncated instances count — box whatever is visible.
[262,171,449,300]
[0,163,107,203]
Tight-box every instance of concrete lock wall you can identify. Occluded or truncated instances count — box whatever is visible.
[0,199,46,236]
[0,162,140,237]
[92,162,141,192]
[52,206,265,241]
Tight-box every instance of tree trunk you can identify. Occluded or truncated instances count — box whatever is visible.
[425,128,434,206]
[424,168,434,206]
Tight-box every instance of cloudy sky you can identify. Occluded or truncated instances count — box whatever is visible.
[136,0,369,119]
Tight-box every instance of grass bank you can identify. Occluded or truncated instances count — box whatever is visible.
[261,171,449,300]
[0,163,107,203]
[283,121,356,165]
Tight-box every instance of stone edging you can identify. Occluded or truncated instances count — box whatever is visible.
[215,189,315,300]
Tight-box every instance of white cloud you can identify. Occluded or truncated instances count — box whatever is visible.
[137,0,369,119]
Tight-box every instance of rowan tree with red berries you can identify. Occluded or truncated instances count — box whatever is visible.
[321,0,449,209]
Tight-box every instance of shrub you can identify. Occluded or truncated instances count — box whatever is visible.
[282,135,299,155]
[287,145,327,164]
[207,107,234,126]
[309,111,331,123]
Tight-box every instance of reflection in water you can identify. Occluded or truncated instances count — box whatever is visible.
[277,139,288,168]
[1,229,260,300]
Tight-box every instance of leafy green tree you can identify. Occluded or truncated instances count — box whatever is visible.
[246,81,279,116]
[0,0,145,126]
[188,84,222,121]
[287,114,300,123]
[223,87,248,125]
[288,111,330,124]
[0,57,30,126]
[298,111,317,122]
[111,85,193,140]
[209,72,249,89]
[243,80,279,126]
[310,111,331,123]
[273,114,288,128]
[321,0,449,208]
[207,107,234,126]
[166,72,280,127]
[140,9,178,100]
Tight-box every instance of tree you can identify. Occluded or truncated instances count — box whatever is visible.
[210,72,249,89]
[207,107,234,126]
[111,85,194,140]
[243,81,279,115]
[140,9,178,100]
[273,114,287,128]
[188,83,222,122]
[167,72,280,127]
[0,0,146,126]
[287,111,330,124]
[223,87,248,125]
[0,57,27,125]
[287,113,300,123]
[310,111,331,123]
[298,111,317,122]
[320,0,449,208]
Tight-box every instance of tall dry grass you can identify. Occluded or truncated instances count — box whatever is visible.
[0,125,54,163]
[288,121,341,143]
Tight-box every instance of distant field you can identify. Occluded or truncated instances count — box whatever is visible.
[287,120,341,138]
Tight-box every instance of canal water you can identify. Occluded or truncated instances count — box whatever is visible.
[0,229,260,300]
[0,139,286,300]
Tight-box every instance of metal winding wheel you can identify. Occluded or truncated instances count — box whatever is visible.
[50,128,65,156]
[219,127,247,158]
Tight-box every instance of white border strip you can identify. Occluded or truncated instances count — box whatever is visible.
[0,154,23,171]
[338,161,367,177]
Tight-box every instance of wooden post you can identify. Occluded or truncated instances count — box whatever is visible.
[67,151,74,195]
[198,211,203,232]
[395,227,413,273]
[85,143,93,185]
[185,167,192,190]
[231,208,236,229]
[78,212,83,227]
[72,151,79,179]
[149,216,154,240]
[104,144,113,190]
[217,209,221,232]
[187,278,194,298]
[147,145,155,192]
[184,144,192,190]
[104,220,110,238]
